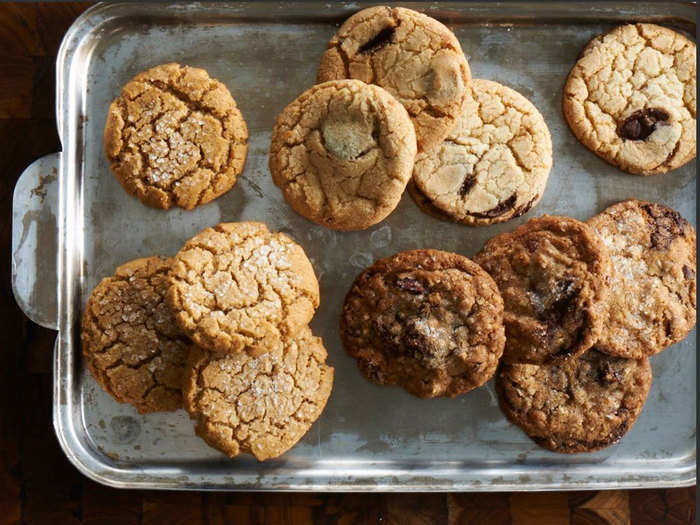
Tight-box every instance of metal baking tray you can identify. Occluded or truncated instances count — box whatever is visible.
[11,1,696,491]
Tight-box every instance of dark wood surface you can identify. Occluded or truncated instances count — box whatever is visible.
[0,3,695,524]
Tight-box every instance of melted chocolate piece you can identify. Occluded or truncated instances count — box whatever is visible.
[512,195,538,218]
[597,361,622,385]
[395,277,427,295]
[641,203,686,250]
[358,25,397,54]
[467,193,517,219]
[547,279,580,322]
[618,108,670,140]
[459,174,476,197]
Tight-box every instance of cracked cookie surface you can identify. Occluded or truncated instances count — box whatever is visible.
[474,216,611,365]
[563,24,696,175]
[340,249,505,398]
[81,256,190,413]
[104,63,248,209]
[270,79,416,231]
[413,79,552,225]
[184,326,334,460]
[167,222,320,354]
[587,199,696,358]
[496,349,652,453]
[317,6,471,152]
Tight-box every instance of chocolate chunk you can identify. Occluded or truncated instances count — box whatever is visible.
[618,108,670,140]
[641,203,686,250]
[547,279,580,322]
[467,193,517,219]
[358,25,396,54]
[395,277,427,295]
[459,174,476,197]
[683,265,696,280]
[597,362,622,385]
[512,196,538,218]
[524,237,539,253]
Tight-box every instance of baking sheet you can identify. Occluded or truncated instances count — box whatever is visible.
[52,1,696,490]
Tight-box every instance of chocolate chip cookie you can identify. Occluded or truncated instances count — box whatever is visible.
[340,249,505,398]
[588,199,696,358]
[270,79,416,231]
[497,349,652,453]
[474,216,611,365]
[167,222,320,354]
[184,327,334,460]
[104,63,249,209]
[563,24,696,175]
[317,6,471,152]
[81,257,189,413]
[412,79,552,225]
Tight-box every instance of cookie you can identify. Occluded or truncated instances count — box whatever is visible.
[563,24,696,175]
[474,216,611,365]
[587,199,696,358]
[496,349,652,453]
[340,249,505,398]
[413,79,552,225]
[184,327,334,460]
[81,257,189,413]
[269,79,416,231]
[317,6,471,152]
[167,222,320,355]
[104,63,249,209]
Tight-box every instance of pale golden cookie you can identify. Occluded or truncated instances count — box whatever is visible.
[167,222,320,354]
[474,216,611,365]
[413,79,552,225]
[317,6,471,152]
[270,79,416,231]
[104,63,248,209]
[563,24,696,175]
[81,257,189,414]
[588,199,696,358]
[184,327,334,460]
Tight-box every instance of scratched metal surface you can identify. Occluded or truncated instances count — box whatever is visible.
[44,2,697,490]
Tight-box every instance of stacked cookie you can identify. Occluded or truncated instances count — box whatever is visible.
[269,6,554,230]
[82,222,334,461]
[341,200,696,453]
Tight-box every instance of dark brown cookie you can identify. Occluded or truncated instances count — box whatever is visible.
[340,249,505,398]
[496,349,652,453]
[587,199,696,358]
[474,216,611,364]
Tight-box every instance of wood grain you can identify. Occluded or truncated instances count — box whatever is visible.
[0,3,695,524]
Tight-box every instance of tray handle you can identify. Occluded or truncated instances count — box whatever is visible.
[12,153,60,330]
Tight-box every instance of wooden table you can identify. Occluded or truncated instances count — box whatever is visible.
[0,4,695,524]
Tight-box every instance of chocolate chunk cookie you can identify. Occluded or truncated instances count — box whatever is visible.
[563,24,696,175]
[340,249,505,398]
[497,349,652,453]
[104,63,248,209]
[270,79,416,231]
[167,222,320,354]
[184,327,334,460]
[588,199,696,358]
[474,216,611,364]
[81,257,189,413]
[317,6,471,152]
[413,79,552,225]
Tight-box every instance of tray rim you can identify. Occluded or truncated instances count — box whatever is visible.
[50,0,697,491]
